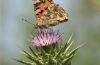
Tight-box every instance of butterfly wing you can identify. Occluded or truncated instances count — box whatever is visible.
[34,0,68,29]
[45,4,68,25]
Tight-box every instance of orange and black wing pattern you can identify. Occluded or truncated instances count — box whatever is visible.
[33,0,68,29]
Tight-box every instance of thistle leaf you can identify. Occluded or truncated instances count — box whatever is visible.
[54,34,73,59]
[62,55,74,65]
[48,55,57,65]
[66,43,85,58]
[29,46,38,57]
[54,46,63,59]
[22,50,43,65]
[67,34,73,44]
[61,34,73,53]
[64,40,74,54]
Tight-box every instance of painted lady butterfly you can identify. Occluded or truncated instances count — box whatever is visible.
[33,0,68,29]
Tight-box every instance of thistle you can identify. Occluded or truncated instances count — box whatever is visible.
[16,29,84,65]
[31,29,60,46]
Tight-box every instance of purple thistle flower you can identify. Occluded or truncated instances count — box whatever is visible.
[31,29,61,47]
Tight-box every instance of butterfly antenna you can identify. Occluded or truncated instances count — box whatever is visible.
[22,18,33,25]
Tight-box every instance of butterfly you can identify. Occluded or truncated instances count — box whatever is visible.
[33,0,68,29]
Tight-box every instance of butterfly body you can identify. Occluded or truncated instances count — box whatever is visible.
[34,0,68,29]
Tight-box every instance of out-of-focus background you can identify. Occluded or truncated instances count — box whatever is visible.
[0,0,100,65]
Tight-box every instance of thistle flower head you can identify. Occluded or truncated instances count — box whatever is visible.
[31,29,61,46]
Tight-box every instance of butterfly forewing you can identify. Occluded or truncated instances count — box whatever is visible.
[33,0,68,29]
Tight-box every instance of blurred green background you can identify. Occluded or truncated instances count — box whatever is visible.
[0,0,100,65]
